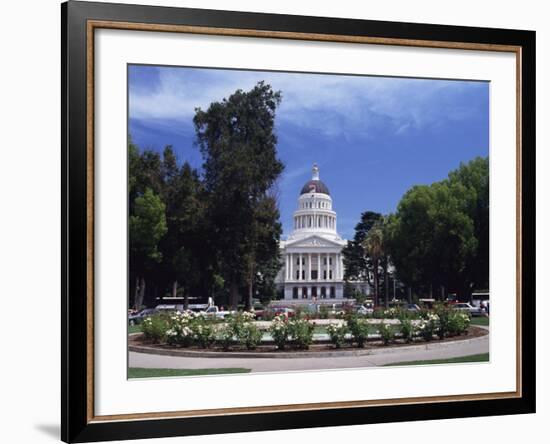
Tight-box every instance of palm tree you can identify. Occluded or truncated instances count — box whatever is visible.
[362,220,385,307]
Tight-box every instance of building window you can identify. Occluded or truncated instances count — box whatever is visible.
[330,286,336,298]
[293,287,298,299]
[329,257,332,265]
[296,270,300,280]
[329,270,333,279]
[302,270,306,280]
[323,270,327,279]
[312,270,318,280]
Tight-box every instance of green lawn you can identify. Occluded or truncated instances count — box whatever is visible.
[384,353,489,367]
[128,324,142,334]
[470,316,490,326]
[128,367,251,378]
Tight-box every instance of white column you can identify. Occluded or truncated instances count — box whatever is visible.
[308,253,312,281]
[325,253,329,280]
[289,253,293,281]
[299,253,303,281]
[335,253,339,280]
[339,254,344,279]
[317,254,321,281]
[285,254,289,280]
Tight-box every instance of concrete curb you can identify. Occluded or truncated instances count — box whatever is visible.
[129,329,488,359]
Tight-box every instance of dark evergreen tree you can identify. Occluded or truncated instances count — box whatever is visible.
[193,82,284,309]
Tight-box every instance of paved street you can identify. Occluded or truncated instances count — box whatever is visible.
[129,329,489,373]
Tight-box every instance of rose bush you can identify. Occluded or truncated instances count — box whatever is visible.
[346,314,370,348]
[326,323,348,349]
[288,318,315,350]
[378,321,394,345]
[269,314,289,350]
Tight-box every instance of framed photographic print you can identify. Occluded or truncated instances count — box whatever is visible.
[61,1,536,442]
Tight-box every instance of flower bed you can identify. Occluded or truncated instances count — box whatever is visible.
[137,306,476,352]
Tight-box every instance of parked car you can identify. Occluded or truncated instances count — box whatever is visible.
[354,304,374,316]
[128,308,158,326]
[453,302,486,317]
[201,305,234,320]
[418,298,436,309]
[406,303,421,312]
[273,307,295,319]
[155,304,182,312]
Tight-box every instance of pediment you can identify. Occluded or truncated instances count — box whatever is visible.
[285,235,344,249]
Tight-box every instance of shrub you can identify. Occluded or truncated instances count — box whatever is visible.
[378,321,394,345]
[447,311,471,336]
[191,319,216,348]
[399,318,414,343]
[164,311,199,347]
[417,312,439,341]
[319,305,330,319]
[288,318,315,349]
[270,314,289,350]
[372,308,386,319]
[217,324,234,351]
[347,315,370,348]
[238,322,263,350]
[222,310,259,350]
[141,313,170,343]
[326,323,348,348]
[383,307,401,319]
[293,306,307,320]
[433,304,452,339]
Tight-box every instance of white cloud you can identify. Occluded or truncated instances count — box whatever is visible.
[129,67,486,137]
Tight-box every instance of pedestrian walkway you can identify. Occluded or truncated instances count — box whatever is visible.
[129,329,489,373]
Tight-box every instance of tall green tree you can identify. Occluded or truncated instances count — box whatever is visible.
[385,157,488,301]
[157,145,207,308]
[193,82,284,309]
[342,211,382,283]
[248,194,283,307]
[129,188,167,309]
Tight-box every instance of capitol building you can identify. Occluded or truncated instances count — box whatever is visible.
[275,164,357,302]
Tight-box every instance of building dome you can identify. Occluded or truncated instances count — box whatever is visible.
[300,164,330,195]
[300,180,330,195]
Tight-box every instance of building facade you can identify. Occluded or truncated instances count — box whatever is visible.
[275,164,351,302]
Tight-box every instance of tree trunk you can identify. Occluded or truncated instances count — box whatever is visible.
[133,276,139,309]
[135,276,146,310]
[184,289,189,311]
[172,280,178,298]
[384,261,389,309]
[230,281,239,311]
[408,287,412,304]
[246,263,254,311]
[373,261,379,306]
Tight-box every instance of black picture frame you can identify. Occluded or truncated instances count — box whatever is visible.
[61,1,536,442]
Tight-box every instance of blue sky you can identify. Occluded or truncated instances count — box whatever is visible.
[128,65,489,240]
